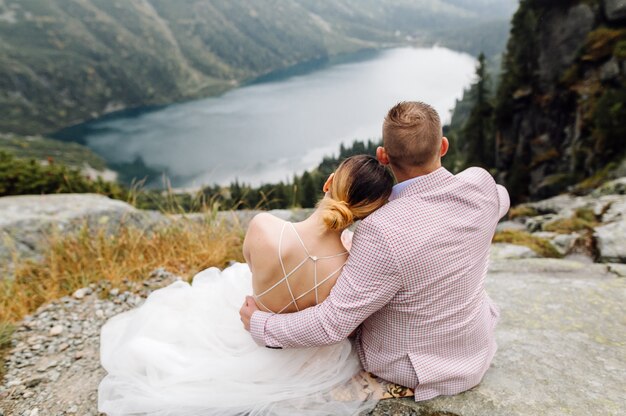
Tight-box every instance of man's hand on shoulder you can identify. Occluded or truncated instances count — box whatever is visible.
[240,296,259,332]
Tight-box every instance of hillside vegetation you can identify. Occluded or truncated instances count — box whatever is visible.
[0,0,516,135]
[0,133,107,170]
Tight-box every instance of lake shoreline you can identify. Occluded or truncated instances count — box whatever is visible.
[50,45,477,190]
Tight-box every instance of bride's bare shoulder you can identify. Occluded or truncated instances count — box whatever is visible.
[247,212,283,233]
[243,213,284,260]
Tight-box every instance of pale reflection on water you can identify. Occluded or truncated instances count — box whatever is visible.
[71,47,476,187]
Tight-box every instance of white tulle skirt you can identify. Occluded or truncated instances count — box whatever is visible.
[98,263,375,416]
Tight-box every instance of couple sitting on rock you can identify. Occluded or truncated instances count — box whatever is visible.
[98,101,509,415]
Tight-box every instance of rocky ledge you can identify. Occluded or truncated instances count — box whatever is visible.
[0,193,310,273]
[0,258,623,416]
[494,177,626,263]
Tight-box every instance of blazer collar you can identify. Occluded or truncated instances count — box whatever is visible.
[389,167,453,201]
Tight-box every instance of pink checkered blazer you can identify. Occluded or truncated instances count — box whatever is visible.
[250,167,510,401]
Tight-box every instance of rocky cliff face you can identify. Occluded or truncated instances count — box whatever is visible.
[494,0,626,202]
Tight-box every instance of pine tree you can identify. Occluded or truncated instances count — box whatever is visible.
[299,171,318,208]
[462,53,495,169]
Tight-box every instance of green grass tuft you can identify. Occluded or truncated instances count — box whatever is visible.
[493,230,562,258]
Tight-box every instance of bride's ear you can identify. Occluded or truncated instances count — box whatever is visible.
[323,173,335,193]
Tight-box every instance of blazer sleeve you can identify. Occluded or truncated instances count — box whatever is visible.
[496,184,510,219]
[250,218,403,348]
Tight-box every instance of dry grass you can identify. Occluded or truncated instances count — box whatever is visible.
[0,218,244,325]
[508,205,539,220]
[493,230,562,258]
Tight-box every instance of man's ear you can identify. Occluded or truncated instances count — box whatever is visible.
[323,173,334,193]
[440,137,449,158]
[376,146,390,165]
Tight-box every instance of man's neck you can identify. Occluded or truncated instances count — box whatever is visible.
[392,161,442,184]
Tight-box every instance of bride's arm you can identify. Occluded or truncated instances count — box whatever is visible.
[248,219,402,348]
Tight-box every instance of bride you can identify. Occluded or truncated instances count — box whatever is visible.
[98,155,395,416]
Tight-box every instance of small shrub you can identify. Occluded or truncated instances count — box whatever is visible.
[593,88,626,161]
[571,162,618,194]
[0,151,125,199]
[493,230,562,258]
[613,40,626,60]
[582,27,626,62]
[542,208,598,233]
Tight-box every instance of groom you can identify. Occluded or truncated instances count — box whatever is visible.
[240,101,509,401]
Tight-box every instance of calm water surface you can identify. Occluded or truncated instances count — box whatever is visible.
[61,47,476,187]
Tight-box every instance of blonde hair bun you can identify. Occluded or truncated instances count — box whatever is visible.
[317,155,394,231]
[321,198,355,231]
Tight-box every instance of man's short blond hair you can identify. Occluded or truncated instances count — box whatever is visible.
[382,101,443,170]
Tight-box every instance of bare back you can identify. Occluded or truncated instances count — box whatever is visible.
[243,213,348,314]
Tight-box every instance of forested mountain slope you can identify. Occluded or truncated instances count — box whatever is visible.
[494,0,626,201]
[446,0,626,202]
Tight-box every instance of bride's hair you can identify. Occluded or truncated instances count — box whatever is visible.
[319,155,394,230]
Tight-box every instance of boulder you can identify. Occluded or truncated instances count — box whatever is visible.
[524,214,559,233]
[600,57,621,81]
[550,232,579,255]
[604,0,626,21]
[371,258,625,415]
[598,195,626,223]
[595,220,626,262]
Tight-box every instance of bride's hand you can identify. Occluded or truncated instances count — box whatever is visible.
[240,296,259,331]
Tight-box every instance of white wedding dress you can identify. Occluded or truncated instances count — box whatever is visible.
[98,234,377,415]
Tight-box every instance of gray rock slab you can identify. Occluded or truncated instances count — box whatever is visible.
[0,194,133,227]
[495,221,526,233]
[371,258,625,415]
[172,209,314,229]
[490,243,539,260]
[524,194,580,215]
[0,194,170,268]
